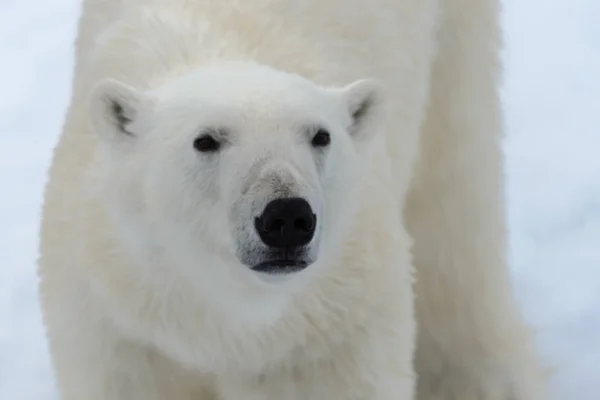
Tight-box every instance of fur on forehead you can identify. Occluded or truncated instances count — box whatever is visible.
[150,63,359,125]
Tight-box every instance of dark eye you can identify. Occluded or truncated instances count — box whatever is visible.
[311,129,331,148]
[193,134,220,153]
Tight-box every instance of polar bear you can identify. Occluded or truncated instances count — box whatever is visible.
[38,0,546,399]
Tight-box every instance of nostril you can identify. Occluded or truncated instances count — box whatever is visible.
[294,214,316,232]
[294,218,308,232]
[255,216,286,235]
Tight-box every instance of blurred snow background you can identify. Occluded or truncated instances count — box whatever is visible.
[0,0,598,399]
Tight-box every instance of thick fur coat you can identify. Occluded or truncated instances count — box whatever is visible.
[38,0,546,399]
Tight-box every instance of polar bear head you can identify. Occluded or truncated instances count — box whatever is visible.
[90,62,385,314]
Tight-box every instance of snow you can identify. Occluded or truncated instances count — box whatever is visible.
[0,0,598,399]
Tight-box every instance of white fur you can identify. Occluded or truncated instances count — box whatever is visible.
[38,0,547,399]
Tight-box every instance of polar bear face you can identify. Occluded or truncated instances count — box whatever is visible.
[90,63,384,309]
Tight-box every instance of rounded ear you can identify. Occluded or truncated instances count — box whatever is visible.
[339,78,386,142]
[89,78,149,148]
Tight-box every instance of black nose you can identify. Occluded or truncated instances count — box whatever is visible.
[255,198,317,249]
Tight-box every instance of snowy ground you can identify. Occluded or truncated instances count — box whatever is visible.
[1,1,598,399]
